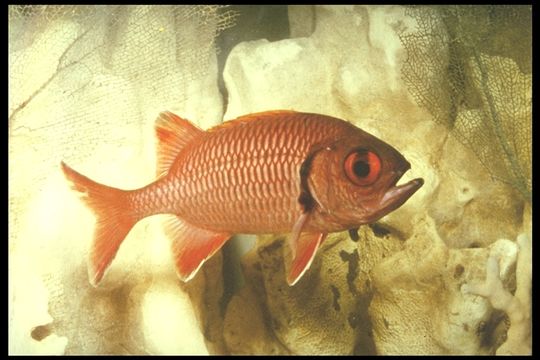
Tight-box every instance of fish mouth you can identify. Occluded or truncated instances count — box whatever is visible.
[379,171,424,214]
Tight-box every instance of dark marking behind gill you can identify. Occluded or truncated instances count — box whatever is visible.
[298,149,317,212]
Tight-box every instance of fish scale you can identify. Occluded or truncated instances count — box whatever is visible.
[134,114,332,227]
[152,113,338,233]
[61,110,423,286]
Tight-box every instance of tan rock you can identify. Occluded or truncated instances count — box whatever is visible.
[8,5,231,355]
[428,134,524,248]
[225,225,404,355]
[370,216,517,355]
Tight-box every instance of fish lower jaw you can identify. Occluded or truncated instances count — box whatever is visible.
[379,177,424,212]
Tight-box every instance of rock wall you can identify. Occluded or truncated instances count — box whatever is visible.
[9,5,530,355]
[8,5,233,355]
[216,5,530,355]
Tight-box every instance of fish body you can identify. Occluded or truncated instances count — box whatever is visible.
[62,110,423,286]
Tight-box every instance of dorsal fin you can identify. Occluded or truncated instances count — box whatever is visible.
[232,110,298,122]
[155,111,204,177]
[208,110,299,133]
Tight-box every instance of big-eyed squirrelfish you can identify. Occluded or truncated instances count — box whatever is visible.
[61,110,424,286]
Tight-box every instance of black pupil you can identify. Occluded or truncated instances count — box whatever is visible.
[353,159,370,178]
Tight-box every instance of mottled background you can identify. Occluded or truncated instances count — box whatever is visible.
[8,5,531,355]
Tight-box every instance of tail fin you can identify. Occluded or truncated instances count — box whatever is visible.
[61,161,138,286]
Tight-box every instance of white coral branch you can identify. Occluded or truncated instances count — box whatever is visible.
[461,233,531,355]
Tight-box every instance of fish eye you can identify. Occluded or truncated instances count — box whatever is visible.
[344,149,381,186]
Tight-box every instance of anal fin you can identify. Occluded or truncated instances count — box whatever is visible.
[163,215,231,282]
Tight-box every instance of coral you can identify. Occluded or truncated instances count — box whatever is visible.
[369,217,519,355]
[223,5,441,238]
[398,5,529,248]
[182,254,228,354]
[427,133,524,248]
[462,233,531,355]
[9,5,531,356]
[399,5,532,202]
[8,5,235,355]
[223,226,404,355]
[219,5,530,354]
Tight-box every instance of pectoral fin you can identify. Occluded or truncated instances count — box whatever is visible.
[284,142,330,286]
[286,212,327,286]
[287,230,327,286]
[163,215,231,282]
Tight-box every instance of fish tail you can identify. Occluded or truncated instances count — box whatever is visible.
[61,161,138,286]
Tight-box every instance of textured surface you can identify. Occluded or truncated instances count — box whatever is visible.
[218,4,531,355]
[128,109,419,236]
[169,112,340,232]
[399,6,531,202]
[9,4,531,356]
[225,227,404,355]
[369,218,519,355]
[9,5,235,355]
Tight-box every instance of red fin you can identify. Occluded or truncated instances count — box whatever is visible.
[288,212,310,259]
[155,111,204,177]
[163,215,231,281]
[286,212,327,286]
[287,232,327,286]
[232,110,299,122]
[61,162,138,287]
[208,110,299,132]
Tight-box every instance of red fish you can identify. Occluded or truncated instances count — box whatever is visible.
[61,110,423,286]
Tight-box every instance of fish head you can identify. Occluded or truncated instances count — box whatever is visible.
[307,129,424,227]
